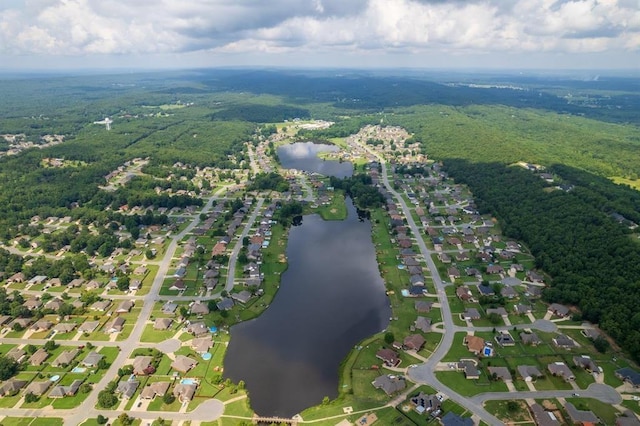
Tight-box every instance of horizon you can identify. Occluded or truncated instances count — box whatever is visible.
[1,1,639,72]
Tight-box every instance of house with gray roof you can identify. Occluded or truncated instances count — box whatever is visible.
[216,297,234,311]
[518,365,543,381]
[82,351,104,367]
[6,347,26,362]
[573,355,599,373]
[116,380,139,399]
[552,334,577,349]
[186,321,209,336]
[372,374,406,396]
[49,379,83,398]
[29,348,49,366]
[547,362,575,381]
[487,366,512,381]
[616,367,640,387]
[565,402,600,424]
[520,332,541,346]
[189,301,209,315]
[548,303,570,317]
[154,317,173,330]
[414,317,431,333]
[78,320,100,334]
[53,322,76,333]
[461,308,480,321]
[133,356,154,376]
[0,379,27,397]
[530,404,560,426]
[105,316,125,333]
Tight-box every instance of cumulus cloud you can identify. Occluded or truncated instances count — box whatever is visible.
[0,0,638,62]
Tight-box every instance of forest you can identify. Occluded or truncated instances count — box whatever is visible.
[443,160,640,362]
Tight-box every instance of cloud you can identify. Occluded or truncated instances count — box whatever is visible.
[0,0,638,65]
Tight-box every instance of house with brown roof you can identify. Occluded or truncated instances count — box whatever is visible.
[25,380,52,396]
[31,319,53,332]
[115,300,134,313]
[171,355,198,373]
[189,301,209,315]
[376,348,401,367]
[90,300,112,312]
[49,379,83,398]
[78,320,100,334]
[456,286,473,302]
[52,349,79,367]
[414,317,431,333]
[154,318,173,330]
[29,348,49,366]
[463,335,485,355]
[23,298,42,311]
[461,308,481,321]
[186,321,209,336]
[6,347,26,362]
[565,402,600,425]
[173,383,197,402]
[415,301,432,313]
[53,323,76,334]
[530,404,561,426]
[191,336,213,354]
[133,356,155,375]
[404,334,426,351]
[140,382,170,399]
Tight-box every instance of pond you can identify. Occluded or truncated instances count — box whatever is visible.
[224,142,390,417]
[276,141,353,178]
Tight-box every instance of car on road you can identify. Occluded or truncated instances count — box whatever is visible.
[573,393,580,397]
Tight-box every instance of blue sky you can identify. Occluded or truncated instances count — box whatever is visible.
[1,0,639,70]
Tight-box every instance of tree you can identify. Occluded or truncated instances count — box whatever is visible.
[118,365,134,377]
[593,336,610,353]
[507,400,519,412]
[384,332,395,345]
[118,413,133,426]
[322,396,330,405]
[24,392,39,403]
[43,340,59,352]
[96,415,108,425]
[162,392,175,405]
[0,355,19,380]
[97,390,118,408]
[145,249,156,260]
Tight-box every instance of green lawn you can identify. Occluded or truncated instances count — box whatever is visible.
[435,371,508,396]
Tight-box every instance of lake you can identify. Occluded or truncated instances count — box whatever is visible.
[275,141,353,178]
[224,142,390,417]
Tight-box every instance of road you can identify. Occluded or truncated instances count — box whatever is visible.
[225,198,264,293]
[362,144,504,425]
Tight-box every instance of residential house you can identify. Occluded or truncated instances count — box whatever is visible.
[191,336,213,354]
[573,355,599,373]
[486,307,508,318]
[548,303,570,318]
[410,391,441,415]
[82,351,104,367]
[31,319,53,332]
[162,302,178,315]
[457,361,480,380]
[526,270,545,283]
[90,300,112,312]
[133,356,155,376]
[216,297,234,311]
[186,321,209,336]
[115,300,134,313]
[404,334,426,351]
[440,412,474,426]
[116,380,140,399]
[154,318,173,330]
[616,414,640,426]
[29,348,49,366]
[456,286,473,302]
[8,318,32,329]
[414,317,431,333]
[463,335,485,355]
[49,380,83,398]
[173,383,197,402]
[231,291,252,304]
[564,402,600,425]
[461,308,481,321]
[495,331,516,347]
[525,285,542,298]
[521,332,542,346]
[486,265,504,275]
[53,323,76,334]
[44,298,65,312]
[105,317,125,333]
[23,298,42,311]
[86,280,102,290]
[514,304,532,315]
[448,267,461,279]
[140,382,170,400]
[189,301,209,315]
[52,349,79,367]
[372,374,406,396]
[487,366,512,381]
[500,286,517,299]
[169,279,186,291]
[171,355,198,373]
[376,348,401,367]
[552,334,577,349]
[25,380,52,396]
[518,365,543,382]
[78,320,100,334]
[547,362,575,381]
[415,301,433,313]
[477,284,495,296]
[530,404,561,426]
[6,347,26,362]
[615,368,640,388]
[0,379,27,397]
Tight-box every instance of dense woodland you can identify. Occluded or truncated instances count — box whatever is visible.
[443,160,640,362]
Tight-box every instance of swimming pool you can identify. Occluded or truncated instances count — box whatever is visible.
[400,289,409,297]
[49,375,60,382]
[180,378,197,385]
[201,352,212,361]
[71,367,87,373]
